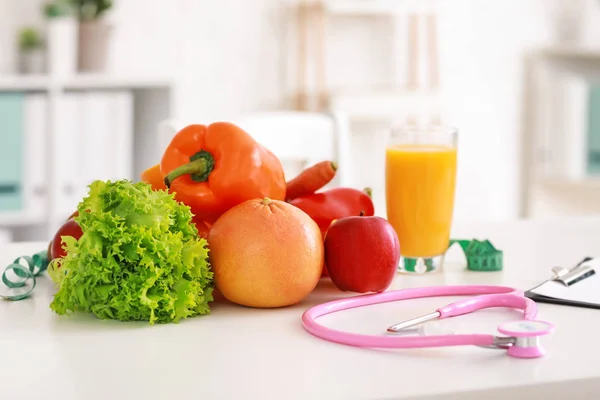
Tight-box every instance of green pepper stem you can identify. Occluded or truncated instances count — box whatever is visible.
[164,150,215,188]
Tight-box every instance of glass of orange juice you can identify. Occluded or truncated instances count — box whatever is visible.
[385,124,458,274]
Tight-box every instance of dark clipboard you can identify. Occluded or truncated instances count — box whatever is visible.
[524,257,600,310]
[525,290,600,310]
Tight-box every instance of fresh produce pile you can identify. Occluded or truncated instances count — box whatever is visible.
[47,121,400,324]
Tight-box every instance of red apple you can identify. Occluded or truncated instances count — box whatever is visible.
[324,214,400,293]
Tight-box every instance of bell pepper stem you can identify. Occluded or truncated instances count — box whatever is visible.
[164,150,215,188]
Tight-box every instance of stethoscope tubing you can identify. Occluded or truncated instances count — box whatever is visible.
[301,285,534,349]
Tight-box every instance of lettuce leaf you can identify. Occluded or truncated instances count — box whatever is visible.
[49,180,214,324]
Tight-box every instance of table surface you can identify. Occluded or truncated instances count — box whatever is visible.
[3,216,600,400]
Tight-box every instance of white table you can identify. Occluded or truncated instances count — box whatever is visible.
[2,217,600,400]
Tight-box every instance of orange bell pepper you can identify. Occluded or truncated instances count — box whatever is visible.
[140,164,167,191]
[161,122,286,224]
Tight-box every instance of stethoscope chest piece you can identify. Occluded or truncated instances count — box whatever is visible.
[497,320,554,358]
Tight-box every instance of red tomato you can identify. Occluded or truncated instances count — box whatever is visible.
[192,215,212,239]
[50,219,83,261]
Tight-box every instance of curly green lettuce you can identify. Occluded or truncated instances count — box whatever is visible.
[49,179,214,324]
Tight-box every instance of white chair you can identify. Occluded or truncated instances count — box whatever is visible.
[157,111,353,188]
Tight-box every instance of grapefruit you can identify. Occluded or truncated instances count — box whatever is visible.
[207,197,324,308]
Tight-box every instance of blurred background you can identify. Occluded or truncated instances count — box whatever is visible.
[1,0,600,244]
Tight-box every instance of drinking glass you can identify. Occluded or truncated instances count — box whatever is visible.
[385,124,458,273]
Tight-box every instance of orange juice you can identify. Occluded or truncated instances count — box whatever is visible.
[385,144,457,258]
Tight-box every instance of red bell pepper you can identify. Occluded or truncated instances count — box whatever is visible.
[289,187,375,235]
[289,187,375,277]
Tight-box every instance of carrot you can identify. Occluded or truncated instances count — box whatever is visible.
[285,160,337,200]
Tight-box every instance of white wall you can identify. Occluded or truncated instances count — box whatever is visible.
[2,0,580,224]
[437,0,552,224]
[118,0,553,226]
[108,0,290,122]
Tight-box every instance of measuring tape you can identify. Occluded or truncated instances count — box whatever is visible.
[450,239,503,272]
[1,250,49,301]
[401,239,503,273]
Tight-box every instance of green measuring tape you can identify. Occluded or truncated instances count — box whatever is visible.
[449,239,503,272]
[402,239,503,273]
[1,250,49,301]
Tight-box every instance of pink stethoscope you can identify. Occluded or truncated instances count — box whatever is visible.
[301,285,554,358]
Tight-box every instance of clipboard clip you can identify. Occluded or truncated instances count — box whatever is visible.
[551,257,596,286]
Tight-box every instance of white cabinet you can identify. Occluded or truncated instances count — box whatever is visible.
[520,48,600,218]
[52,91,134,219]
[0,75,173,240]
[23,93,48,221]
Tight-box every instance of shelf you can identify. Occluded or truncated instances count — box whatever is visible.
[537,177,600,190]
[63,75,174,91]
[0,75,49,92]
[329,83,428,94]
[0,211,46,227]
[328,87,441,120]
[300,0,439,15]
[0,74,174,92]
[535,46,600,61]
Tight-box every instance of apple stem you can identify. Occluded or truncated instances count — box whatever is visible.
[359,210,365,216]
